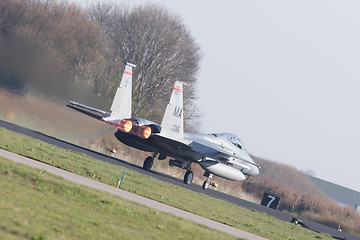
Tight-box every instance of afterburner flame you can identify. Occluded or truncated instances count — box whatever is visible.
[119,119,132,132]
[117,119,151,139]
[139,125,152,139]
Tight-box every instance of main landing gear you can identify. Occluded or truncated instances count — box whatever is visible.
[143,156,154,170]
[143,152,157,171]
[143,154,194,185]
[169,159,193,185]
[183,170,194,184]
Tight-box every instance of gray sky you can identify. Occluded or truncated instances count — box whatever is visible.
[74,0,360,192]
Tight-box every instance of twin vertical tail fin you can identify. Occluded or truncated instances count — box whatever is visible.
[160,81,184,139]
[105,65,184,140]
[104,62,136,121]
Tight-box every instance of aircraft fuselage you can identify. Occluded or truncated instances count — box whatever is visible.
[115,126,259,181]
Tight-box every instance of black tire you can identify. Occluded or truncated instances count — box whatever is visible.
[143,156,153,171]
[202,181,210,190]
[183,170,194,184]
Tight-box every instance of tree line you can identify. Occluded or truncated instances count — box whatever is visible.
[0,0,202,129]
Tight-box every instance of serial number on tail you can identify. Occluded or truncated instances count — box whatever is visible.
[170,124,180,133]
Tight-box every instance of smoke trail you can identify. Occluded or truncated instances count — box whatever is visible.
[0,34,112,141]
[0,33,107,105]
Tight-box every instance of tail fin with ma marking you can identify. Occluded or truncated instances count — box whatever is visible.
[160,81,184,139]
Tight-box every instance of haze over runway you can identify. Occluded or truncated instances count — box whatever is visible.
[73,0,360,192]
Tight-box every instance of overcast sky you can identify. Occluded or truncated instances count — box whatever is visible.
[73,0,360,192]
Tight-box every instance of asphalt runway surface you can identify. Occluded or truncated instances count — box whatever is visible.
[1,119,358,240]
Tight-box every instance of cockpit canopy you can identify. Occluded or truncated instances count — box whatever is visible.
[227,135,243,149]
[212,133,244,150]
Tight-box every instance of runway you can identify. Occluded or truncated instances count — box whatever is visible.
[0,119,358,240]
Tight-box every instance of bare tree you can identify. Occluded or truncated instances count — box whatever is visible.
[0,1,203,130]
[90,4,202,129]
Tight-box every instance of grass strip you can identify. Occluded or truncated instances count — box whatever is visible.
[0,157,237,240]
[0,127,333,240]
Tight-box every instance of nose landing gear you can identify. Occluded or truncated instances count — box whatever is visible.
[202,173,218,190]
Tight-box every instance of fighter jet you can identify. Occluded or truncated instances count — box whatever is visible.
[68,63,260,189]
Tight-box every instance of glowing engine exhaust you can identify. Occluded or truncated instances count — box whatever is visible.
[118,119,152,139]
[119,119,133,132]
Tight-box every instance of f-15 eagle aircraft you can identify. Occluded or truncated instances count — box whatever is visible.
[68,62,260,189]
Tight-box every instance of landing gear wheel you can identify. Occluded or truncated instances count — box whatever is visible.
[202,181,210,190]
[184,170,194,184]
[143,156,154,171]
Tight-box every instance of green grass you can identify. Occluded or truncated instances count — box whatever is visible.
[0,157,237,240]
[0,127,333,240]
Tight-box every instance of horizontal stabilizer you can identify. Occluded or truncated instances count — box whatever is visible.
[67,101,108,120]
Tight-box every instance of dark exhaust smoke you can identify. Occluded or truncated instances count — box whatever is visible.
[0,33,111,140]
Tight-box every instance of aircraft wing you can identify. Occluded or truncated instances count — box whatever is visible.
[148,133,235,162]
[151,134,193,153]
[67,101,109,121]
[188,141,234,160]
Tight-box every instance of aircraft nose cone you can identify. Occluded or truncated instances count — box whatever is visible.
[243,152,260,176]
[251,164,260,176]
